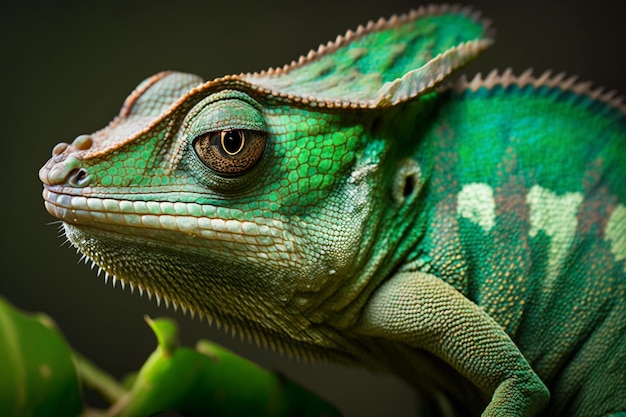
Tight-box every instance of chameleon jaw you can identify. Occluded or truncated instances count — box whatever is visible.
[58,219,370,364]
[42,185,292,312]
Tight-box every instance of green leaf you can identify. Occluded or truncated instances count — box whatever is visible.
[0,297,82,417]
[0,301,341,417]
[115,316,342,417]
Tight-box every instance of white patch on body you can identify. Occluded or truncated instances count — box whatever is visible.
[526,185,583,291]
[457,182,496,232]
[606,204,626,271]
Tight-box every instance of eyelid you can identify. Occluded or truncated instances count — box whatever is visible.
[187,95,267,135]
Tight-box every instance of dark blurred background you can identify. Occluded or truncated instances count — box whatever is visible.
[1,1,624,416]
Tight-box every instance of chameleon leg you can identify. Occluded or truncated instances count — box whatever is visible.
[355,271,549,417]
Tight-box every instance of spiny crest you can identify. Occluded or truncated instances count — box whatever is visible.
[235,3,493,108]
[456,68,626,114]
[253,4,491,78]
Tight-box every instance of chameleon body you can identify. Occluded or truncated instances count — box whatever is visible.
[39,5,625,416]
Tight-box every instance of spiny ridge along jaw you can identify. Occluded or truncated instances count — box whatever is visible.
[64,227,329,361]
[77,247,195,316]
[60,223,201,319]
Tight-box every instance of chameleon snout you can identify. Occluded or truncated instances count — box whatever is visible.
[39,134,94,187]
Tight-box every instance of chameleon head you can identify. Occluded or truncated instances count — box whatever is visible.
[38,71,393,352]
[39,7,491,356]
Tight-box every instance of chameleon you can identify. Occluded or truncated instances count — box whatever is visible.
[38,4,625,417]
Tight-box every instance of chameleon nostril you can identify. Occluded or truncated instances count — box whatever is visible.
[68,167,91,187]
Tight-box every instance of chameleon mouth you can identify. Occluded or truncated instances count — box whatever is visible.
[42,187,299,263]
[42,186,208,239]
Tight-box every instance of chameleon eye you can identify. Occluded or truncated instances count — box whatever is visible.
[193,129,266,176]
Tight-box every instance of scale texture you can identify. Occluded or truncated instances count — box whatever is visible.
[39,5,625,417]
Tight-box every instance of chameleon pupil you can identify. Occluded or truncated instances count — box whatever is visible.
[221,130,245,155]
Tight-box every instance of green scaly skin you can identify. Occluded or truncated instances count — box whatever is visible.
[39,5,625,417]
